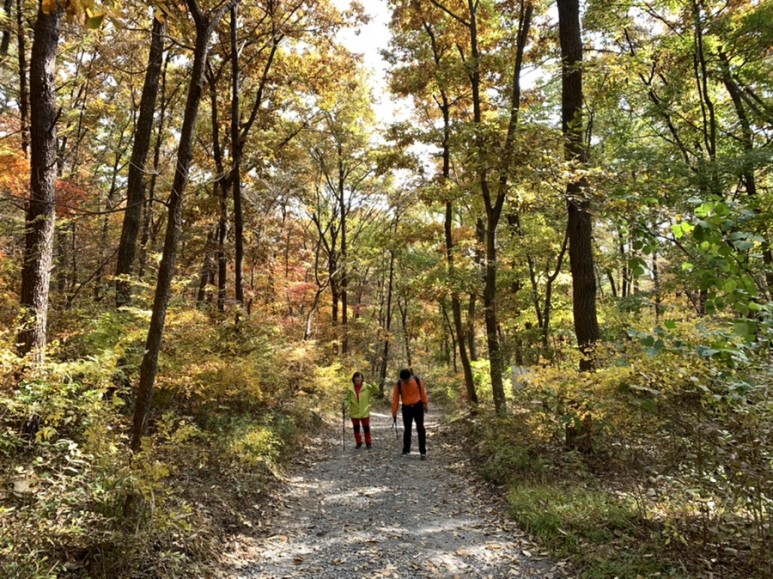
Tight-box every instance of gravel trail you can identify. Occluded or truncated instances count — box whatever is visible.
[220,406,572,578]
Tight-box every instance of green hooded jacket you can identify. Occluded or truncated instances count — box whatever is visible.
[344,382,378,419]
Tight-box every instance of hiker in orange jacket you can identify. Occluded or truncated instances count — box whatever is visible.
[392,368,429,459]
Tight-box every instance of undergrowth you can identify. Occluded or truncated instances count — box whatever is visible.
[0,306,336,577]
[454,319,771,579]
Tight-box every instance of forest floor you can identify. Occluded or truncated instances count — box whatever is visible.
[217,404,573,578]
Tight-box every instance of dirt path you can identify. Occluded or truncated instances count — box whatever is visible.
[220,406,572,578]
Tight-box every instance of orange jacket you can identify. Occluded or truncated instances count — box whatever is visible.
[392,376,428,416]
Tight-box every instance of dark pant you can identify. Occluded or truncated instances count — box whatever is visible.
[401,403,426,455]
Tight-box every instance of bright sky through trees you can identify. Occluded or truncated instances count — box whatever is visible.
[332,0,410,126]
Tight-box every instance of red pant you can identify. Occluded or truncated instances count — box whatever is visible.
[351,417,371,444]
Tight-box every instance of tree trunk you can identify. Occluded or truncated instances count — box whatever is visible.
[196,228,216,305]
[131,0,236,451]
[0,0,11,56]
[378,248,395,396]
[115,16,165,308]
[207,63,229,313]
[448,202,477,404]
[96,135,127,302]
[425,24,477,401]
[16,0,28,157]
[338,149,349,354]
[441,300,456,371]
[138,54,170,282]
[17,1,61,359]
[719,51,773,296]
[463,0,532,414]
[558,0,599,373]
[399,296,411,369]
[230,7,245,306]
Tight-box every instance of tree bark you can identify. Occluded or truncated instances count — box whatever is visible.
[719,51,773,296]
[115,16,165,308]
[338,148,349,354]
[206,61,229,312]
[16,0,28,157]
[139,54,170,281]
[196,227,216,305]
[17,1,61,359]
[1,0,11,56]
[423,14,478,404]
[230,7,245,306]
[558,0,599,372]
[378,248,395,396]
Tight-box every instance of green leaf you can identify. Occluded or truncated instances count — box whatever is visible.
[697,346,719,358]
[733,321,756,340]
[86,14,105,29]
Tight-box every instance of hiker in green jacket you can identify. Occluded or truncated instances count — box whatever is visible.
[343,371,379,449]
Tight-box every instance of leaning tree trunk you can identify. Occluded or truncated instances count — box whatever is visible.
[131,0,237,451]
[115,16,165,308]
[138,54,170,281]
[17,1,61,360]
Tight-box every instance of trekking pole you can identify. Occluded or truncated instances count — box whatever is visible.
[341,403,346,450]
[392,417,398,439]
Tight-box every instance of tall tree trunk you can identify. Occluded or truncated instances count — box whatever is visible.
[138,54,170,282]
[131,0,237,451]
[230,7,245,306]
[558,0,599,372]
[207,62,229,313]
[115,16,165,307]
[399,296,411,369]
[422,14,478,403]
[17,1,61,359]
[379,248,395,396]
[196,227,216,305]
[447,200,477,404]
[461,0,531,414]
[652,249,662,322]
[441,300,456,371]
[541,231,569,359]
[16,0,28,157]
[468,218,484,362]
[216,182,228,312]
[96,134,127,301]
[719,51,773,296]
[338,148,349,354]
[0,0,11,55]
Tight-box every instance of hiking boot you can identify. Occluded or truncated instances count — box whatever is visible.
[401,451,409,457]
[366,443,372,449]
[355,442,362,449]
[420,454,427,461]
